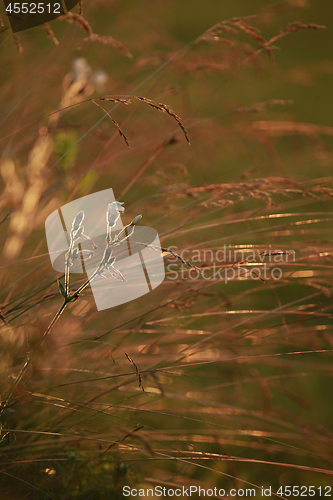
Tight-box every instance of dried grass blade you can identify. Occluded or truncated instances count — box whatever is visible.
[133,96,190,144]
[83,34,132,59]
[41,23,59,46]
[13,35,23,53]
[92,100,130,147]
[124,352,144,391]
[60,12,93,36]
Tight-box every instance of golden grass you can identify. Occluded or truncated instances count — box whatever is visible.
[0,2,333,498]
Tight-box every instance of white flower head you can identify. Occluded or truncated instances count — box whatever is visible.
[90,70,108,92]
[107,201,125,228]
[71,57,91,82]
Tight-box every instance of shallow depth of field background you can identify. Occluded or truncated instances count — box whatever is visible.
[1,0,333,498]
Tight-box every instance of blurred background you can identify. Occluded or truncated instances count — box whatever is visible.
[1,0,333,498]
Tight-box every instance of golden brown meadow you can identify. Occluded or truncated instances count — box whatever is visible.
[0,1,333,498]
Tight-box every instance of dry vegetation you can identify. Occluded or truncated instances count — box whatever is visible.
[0,1,333,498]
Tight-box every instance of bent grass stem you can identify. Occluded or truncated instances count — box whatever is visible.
[4,203,141,408]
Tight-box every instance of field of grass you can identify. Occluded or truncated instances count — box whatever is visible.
[1,0,333,498]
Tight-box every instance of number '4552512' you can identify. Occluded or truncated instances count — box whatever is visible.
[276,486,331,497]
[5,3,61,14]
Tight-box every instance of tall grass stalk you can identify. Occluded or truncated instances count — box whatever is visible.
[0,2,333,498]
